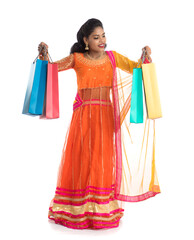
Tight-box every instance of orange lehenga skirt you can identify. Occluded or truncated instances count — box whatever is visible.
[48,87,124,229]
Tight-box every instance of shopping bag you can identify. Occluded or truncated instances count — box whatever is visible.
[130,68,144,123]
[142,63,162,119]
[22,61,36,115]
[22,57,48,115]
[45,63,59,119]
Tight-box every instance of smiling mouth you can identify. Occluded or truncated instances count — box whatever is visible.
[98,44,105,48]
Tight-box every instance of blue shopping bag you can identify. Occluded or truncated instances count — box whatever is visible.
[22,57,48,115]
[130,68,144,123]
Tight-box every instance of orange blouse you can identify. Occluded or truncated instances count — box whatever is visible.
[54,51,141,90]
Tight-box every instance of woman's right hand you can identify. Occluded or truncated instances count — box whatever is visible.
[38,42,48,56]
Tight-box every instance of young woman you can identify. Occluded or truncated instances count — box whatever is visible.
[38,18,160,230]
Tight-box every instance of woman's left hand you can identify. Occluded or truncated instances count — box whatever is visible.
[142,46,151,55]
[142,46,152,62]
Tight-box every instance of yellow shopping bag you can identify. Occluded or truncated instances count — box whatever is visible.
[142,63,162,119]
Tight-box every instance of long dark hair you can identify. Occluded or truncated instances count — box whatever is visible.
[70,18,104,54]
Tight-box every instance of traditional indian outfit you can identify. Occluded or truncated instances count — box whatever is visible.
[47,51,161,229]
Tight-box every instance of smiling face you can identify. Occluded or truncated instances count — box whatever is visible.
[83,27,106,53]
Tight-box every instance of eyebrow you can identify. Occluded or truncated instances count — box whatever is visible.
[92,32,105,36]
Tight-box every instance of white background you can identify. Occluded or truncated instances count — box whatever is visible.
[1,0,194,239]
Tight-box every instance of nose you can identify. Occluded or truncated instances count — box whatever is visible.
[99,36,105,43]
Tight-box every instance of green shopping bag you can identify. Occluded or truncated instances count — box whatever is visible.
[130,67,144,123]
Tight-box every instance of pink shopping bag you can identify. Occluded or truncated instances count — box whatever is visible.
[46,63,59,119]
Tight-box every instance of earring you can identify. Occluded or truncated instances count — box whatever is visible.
[85,43,89,50]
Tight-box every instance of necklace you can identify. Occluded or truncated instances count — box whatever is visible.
[86,52,106,60]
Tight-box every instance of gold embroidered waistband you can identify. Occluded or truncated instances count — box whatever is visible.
[73,92,112,111]
[82,100,112,106]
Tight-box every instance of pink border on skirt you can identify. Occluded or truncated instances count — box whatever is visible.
[56,185,115,192]
[53,198,115,206]
[49,216,121,229]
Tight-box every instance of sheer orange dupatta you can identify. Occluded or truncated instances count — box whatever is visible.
[107,51,161,202]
